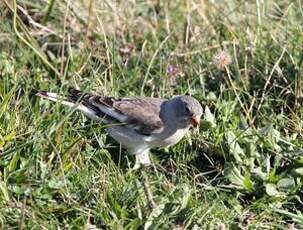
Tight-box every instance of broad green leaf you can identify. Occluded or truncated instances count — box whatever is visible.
[224,163,244,186]
[48,177,66,189]
[180,184,191,210]
[260,125,281,151]
[243,175,254,192]
[144,204,165,230]
[4,131,16,142]
[9,152,19,172]
[252,167,268,181]
[206,92,217,101]
[226,131,245,163]
[277,178,295,191]
[204,105,216,128]
[171,184,192,215]
[0,181,9,202]
[265,183,281,197]
[294,167,303,176]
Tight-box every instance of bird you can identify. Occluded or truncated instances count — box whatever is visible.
[36,88,203,169]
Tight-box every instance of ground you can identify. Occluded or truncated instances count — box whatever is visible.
[0,0,303,229]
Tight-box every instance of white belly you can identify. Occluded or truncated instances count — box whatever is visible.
[106,125,190,154]
[152,127,189,148]
[106,126,148,153]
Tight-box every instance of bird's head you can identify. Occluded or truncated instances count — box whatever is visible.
[169,95,203,129]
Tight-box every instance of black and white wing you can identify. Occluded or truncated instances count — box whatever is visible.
[37,88,166,135]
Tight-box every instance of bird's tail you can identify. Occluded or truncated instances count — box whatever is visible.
[36,90,103,120]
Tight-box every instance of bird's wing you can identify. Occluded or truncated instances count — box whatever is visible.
[109,97,165,135]
[37,89,166,135]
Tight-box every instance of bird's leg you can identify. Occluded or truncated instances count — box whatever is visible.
[131,150,157,208]
[141,169,157,209]
[133,150,151,169]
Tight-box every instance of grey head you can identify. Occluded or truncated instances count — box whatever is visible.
[165,95,203,129]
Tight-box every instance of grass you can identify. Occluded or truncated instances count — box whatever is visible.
[0,0,303,228]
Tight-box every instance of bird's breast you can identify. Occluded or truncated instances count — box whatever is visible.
[152,127,190,148]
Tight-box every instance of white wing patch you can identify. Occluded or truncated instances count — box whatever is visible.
[89,100,128,122]
[37,92,101,120]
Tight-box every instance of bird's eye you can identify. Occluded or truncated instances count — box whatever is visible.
[185,106,191,113]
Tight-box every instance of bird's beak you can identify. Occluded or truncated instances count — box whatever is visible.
[190,115,200,128]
